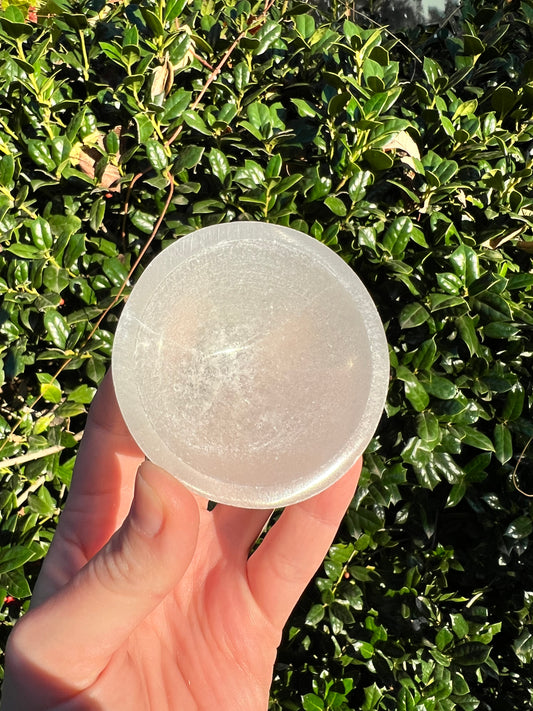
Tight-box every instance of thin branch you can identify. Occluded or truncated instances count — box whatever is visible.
[0,0,278,456]
[1,431,83,471]
[512,437,533,497]
[0,174,176,458]
[89,172,176,341]
[165,0,277,147]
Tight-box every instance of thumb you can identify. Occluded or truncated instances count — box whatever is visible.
[14,462,200,687]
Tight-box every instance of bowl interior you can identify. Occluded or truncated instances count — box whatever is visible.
[112,222,389,507]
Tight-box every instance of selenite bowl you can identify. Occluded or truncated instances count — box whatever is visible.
[112,221,389,508]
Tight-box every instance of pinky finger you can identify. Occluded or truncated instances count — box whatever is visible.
[247,460,361,629]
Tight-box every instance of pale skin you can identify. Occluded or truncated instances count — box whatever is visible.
[1,373,361,711]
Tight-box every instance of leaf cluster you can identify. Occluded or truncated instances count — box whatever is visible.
[0,0,532,706]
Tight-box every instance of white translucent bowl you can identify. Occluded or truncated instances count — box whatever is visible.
[112,222,389,508]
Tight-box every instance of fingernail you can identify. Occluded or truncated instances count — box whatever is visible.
[131,469,164,537]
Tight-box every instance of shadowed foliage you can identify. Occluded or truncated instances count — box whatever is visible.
[0,0,532,708]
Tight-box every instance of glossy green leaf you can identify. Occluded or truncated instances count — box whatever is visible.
[43,310,69,349]
[505,516,532,540]
[292,98,318,118]
[328,91,350,117]
[396,365,430,411]
[305,603,325,626]
[43,265,69,293]
[30,218,53,252]
[161,90,192,122]
[452,99,478,120]
[63,233,86,269]
[0,546,35,575]
[453,642,491,666]
[27,140,56,171]
[463,34,485,55]
[265,154,282,179]
[428,293,466,311]
[364,149,394,170]
[399,303,430,329]
[0,569,31,598]
[417,411,440,444]
[411,338,437,371]
[502,383,525,422]
[165,0,188,22]
[0,154,14,188]
[234,62,250,93]
[130,210,156,234]
[174,145,205,172]
[49,215,82,241]
[295,14,315,39]
[456,315,481,357]
[247,102,271,132]
[449,245,480,286]
[348,170,372,202]
[362,683,383,711]
[68,384,96,404]
[424,374,457,400]
[0,17,35,40]
[62,13,89,30]
[513,631,533,664]
[145,140,168,171]
[102,257,129,288]
[324,195,347,216]
[28,489,56,516]
[234,160,264,189]
[494,423,512,464]
[363,88,402,117]
[182,110,210,135]
[491,85,516,116]
[254,20,283,56]
[473,292,512,322]
[460,426,494,452]
[483,322,520,339]
[450,612,469,639]
[302,693,324,711]
[208,148,230,183]
[423,57,442,87]
[446,481,467,508]
[383,217,424,256]
[6,244,42,259]
[39,380,62,404]
[140,7,165,37]
[436,272,462,294]
[397,687,416,711]
[134,113,154,143]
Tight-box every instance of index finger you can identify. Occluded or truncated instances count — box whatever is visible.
[33,371,145,603]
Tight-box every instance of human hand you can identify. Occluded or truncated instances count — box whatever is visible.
[2,372,361,711]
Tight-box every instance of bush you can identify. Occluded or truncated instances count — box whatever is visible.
[1,0,533,707]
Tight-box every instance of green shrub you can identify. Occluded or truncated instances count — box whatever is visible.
[1,0,533,707]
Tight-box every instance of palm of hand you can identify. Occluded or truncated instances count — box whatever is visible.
[2,375,360,711]
[79,510,281,711]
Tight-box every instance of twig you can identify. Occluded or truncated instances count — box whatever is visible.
[0,431,83,471]
[165,0,277,147]
[77,172,177,348]
[512,436,533,497]
[192,50,215,70]
[0,0,278,456]
[437,3,463,33]
[0,175,176,459]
